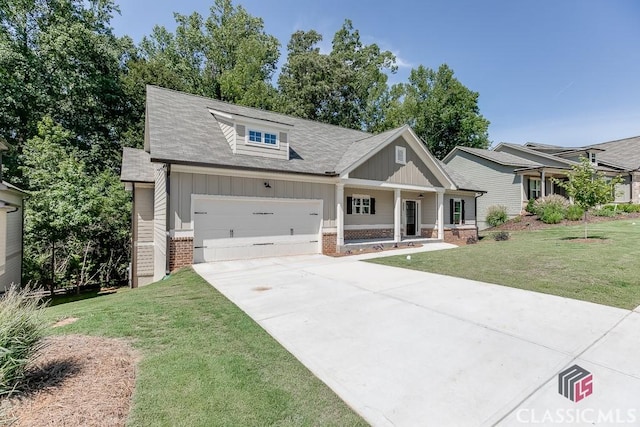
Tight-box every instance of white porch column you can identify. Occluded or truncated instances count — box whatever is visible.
[394,188,402,243]
[336,183,345,246]
[541,169,546,197]
[437,191,444,240]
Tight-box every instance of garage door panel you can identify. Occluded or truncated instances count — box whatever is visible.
[193,197,322,263]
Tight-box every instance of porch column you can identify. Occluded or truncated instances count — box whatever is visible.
[541,169,546,197]
[394,188,401,243]
[437,191,444,240]
[336,183,344,246]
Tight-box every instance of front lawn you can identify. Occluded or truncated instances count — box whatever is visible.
[369,219,640,309]
[46,268,366,426]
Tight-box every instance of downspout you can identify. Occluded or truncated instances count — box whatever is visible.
[165,164,171,276]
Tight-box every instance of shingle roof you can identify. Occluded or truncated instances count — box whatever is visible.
[121,147,154,183]
[439,161,485,192]
[587,136,640,171]
[333,126,407,173]
[454,146,542,167]
[146,86,370,176]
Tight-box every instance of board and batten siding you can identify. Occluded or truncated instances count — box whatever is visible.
[133,185,154,285]
[344,188,393,227]
[0,190,24,290]
[350,137,443,187]
[170,172,336,231]
[234,124,288,160]
[153,164,167,281]
[445,151,522,230]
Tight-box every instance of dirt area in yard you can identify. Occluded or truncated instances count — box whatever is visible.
[491,212,640,232]
[2,335,139,427]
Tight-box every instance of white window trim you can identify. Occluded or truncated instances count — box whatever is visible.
[452,198,463,225]
[351,194,371,215]
[246,128,280,149]
[529,178,541,199]
[395,146,406,165]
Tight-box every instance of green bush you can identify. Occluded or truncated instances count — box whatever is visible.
[619,203,640,213]
[566,205,585,221]
[0,286,48,396]
[492,231,510,241]
[539,206,565,224]
[533,194,569,217]
[592,207,616,217]
[486,205,508,227]
[525,198,537,215]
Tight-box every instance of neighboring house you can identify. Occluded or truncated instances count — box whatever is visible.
[0,140,25,291]
[444,138,639,229]
[121,86,483,287]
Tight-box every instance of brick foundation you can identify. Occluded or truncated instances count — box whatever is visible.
[169,237,194,271]
[420,228,436,238]
[322,233,337,254]
[344,228,393,241]
[443,227,478,245]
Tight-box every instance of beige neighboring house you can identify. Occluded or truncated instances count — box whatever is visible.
[444,137,640,229]
[0,140,25,291]
[120,86,484,287]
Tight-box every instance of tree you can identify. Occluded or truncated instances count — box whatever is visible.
[277,20,396,131]
[20,117,130,294]
[388,64,490,159]
[554,158,623,238]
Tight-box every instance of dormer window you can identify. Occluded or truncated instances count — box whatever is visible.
[589,152,597,164]
[247,129,279,148]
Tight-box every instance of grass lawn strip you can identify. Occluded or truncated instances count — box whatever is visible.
[45,268,367,426]
[369,219,640,309]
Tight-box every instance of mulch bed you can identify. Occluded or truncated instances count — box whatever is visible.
[2,335,139,427]
[327,243,424,257]
[491,212,640,232]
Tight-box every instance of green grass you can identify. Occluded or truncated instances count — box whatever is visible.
[46,268,366,426]
[369,219,640,309]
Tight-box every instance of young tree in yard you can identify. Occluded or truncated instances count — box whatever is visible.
[387,64,490,159]
[554,158,623,239]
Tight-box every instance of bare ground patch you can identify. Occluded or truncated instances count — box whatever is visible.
[2,335,139,427]
[51,317,79,328]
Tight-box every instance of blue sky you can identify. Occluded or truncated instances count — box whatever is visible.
[112,0,640,147]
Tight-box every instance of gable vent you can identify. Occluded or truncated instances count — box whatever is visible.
[279,132,288,143]
[236,125,245,138]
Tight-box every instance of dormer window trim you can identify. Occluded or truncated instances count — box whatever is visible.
[246,128,280,149]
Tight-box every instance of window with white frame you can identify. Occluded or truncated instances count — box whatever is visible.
[452,199,463,225]
[247,129,279,148]
[529,178,541,199]
[589,152,597,164]
[395,146,406,165]
[352,195,371,215]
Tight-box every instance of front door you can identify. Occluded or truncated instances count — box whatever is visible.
[405,200,417,236]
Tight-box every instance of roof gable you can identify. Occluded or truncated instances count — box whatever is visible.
[443,146,541,168]
[493,143,577,167]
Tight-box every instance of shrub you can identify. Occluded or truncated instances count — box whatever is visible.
[592,207,616,217]
[565,205,585,221]
[539,206,564,224]
[619,203,640,213]
[486,205,508,227]
[492,231,510,241]
[466,235,478,245]
[533,194,569,216]
[0,286,48,396]
[525,198,537,215]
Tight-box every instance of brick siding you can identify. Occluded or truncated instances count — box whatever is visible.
[344,228,393,241]
[322,233,337,254]
[169,237,194,271]
[443,227,478,245]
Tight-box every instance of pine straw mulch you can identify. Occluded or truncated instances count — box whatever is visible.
[490,212,640,232]
[1,334,140,427]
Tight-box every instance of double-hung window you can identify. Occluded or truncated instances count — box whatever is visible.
[248,130,262,143]
[352,196,371,215]
[452,199,463,225]
[529,178,541,199]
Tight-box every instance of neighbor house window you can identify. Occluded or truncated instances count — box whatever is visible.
[589,152,597,164]
[529,178,541,199]
[247,129,279,148]
[395,146,406,165]
[452,199,463,225]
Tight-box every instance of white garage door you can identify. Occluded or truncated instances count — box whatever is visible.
[193,196,323,263]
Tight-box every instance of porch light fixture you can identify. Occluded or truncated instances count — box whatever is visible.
[418,193,424,198]
[264,182,271,188]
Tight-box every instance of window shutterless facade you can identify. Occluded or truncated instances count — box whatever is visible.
[247,129,279,148]
[529,178,541,199]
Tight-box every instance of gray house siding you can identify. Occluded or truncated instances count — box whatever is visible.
[344,188,393,227]
[350,137,443,187]
[443,194,477,226]
[0,190,23,291]
[615,175,631,202]
[153,164,167,281]
[133,185,155,286]
[170,172,336,231]
[496,145,570,168]
[445,151,522,230]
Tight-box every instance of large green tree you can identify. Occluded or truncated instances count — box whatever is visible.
[388,64,490,159]
[277,20,396,131]
[0,0,133,176]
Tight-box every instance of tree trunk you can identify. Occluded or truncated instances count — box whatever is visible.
[583,210,588,239]
[50,241,55,297]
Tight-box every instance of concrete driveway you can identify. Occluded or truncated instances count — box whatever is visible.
[193,248,640,426]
